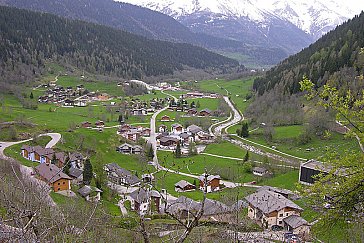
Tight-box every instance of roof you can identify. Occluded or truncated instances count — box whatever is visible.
[187,124,203,134]
[69,167,83,178]
[35,147,55,156]
[159,136,179,143]
[118,143,133,149]
[245,190,302,215]
[198,173,221,182]
[166,197,231,216]
[257,186,294,197]
[175,180,194,188]
[105,163,141,185]
[203,199,231,215]
[179,132,190,139]
[69,152,84,162]
[35,163,72,183]
[301,159,331,173]
[253,167,268,173]
[78,185,102,197]
[129,188,148,203]
[200,108,212,114]
[171,123,183,128]
[283,215,308,229]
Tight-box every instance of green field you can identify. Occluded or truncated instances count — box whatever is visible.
[247,125,361,160]
[197,78,255,113]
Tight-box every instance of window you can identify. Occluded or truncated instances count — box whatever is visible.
[58,183,60,185]
[286,213,289,216]
[63,182,65,184]
[279,221,282,224]
[279,213,283,217]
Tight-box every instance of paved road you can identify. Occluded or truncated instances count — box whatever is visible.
[150,106,169,170]
[213,96,242,136]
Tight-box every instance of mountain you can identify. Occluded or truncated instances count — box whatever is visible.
[0,0,289,67]
[0,5,238,90]
[121,0,364,53]
[252,11,364,95]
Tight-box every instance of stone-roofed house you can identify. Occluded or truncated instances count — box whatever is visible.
[252,167,269,177]
[187,124,203,135]
[198,174,221,193]
[116,143,143,154]
[69,152,85,169]
[257,186,296,199]
[78,185,102,202]
[68,167,83,184]
[104,163,141,186]
[175,180,196,192]
[171,123,184,134]
[129,188,161,215]
[245,189,303,229]
[34,163,72,192]
[283,215,310,239]
[159,136,179,147]
[199,108,212,116]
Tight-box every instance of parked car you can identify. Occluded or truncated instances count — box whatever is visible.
[271,225,284,231]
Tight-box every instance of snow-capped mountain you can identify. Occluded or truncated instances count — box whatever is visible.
[119,0,364,39]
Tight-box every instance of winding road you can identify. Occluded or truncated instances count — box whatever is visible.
[0,133,62,160]
[213,96,242,136]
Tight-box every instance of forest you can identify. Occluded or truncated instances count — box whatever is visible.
[253,11,364,95]
[0,6,238,92]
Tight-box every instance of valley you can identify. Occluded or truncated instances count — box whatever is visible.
[0,2,363,243]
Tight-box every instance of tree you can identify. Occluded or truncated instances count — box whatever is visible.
[51,153,57,165]
[29,92,34,99]
[118,114,124,124]
[63,156,70,175]
[243,151,249,162]
[188,142,197,156]
[196,100,200,108]
[263,125,274,142]
[241,122,249,138]
[190,101,195,108]
[175,142,181,158]
[299,76,364,230]
[83,158,93,185]
[147,145,154,159]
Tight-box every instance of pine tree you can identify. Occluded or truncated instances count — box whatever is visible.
[30,92,34,99]
[243,151,249,162]
[118,114,124,124]
[196,100,200,108]
[147,145,154,159]
[175,142,181,158]
[63,156,70,174]
[241,122,249,138]
[83,158,93,185]
[51,153,57,165]
[190,101,195,108]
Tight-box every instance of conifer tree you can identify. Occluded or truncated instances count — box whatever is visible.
[175,142,181,158]
[83,158,93,185]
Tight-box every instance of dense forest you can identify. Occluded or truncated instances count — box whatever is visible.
[0,0,288,65]
[253,11,364,95]
[0,6,239,91]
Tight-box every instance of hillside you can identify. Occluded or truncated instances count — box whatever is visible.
[253,12,364,95]
[0,0,288,66]
[0,6,239,91]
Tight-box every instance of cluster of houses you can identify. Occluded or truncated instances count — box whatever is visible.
[174,174,221,193]
[124,98,166,116]
[81,120,105,129]
[185,92,220,99]
[37,84,111,107]
[157,123,214,150]
[117,124,151,142]
[21,145,85,192]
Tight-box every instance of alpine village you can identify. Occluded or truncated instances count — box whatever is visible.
[0,0,364,242]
